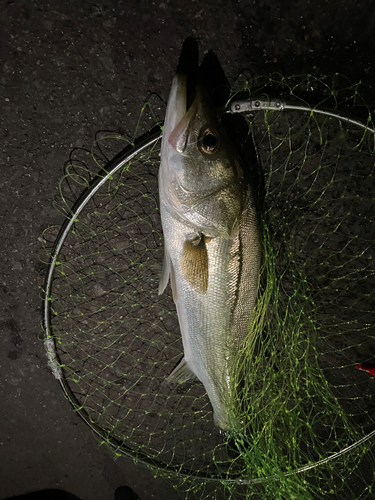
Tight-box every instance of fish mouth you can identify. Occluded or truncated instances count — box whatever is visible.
[167,73,203,154]
[163,73,188,147]
[166,71,212,155]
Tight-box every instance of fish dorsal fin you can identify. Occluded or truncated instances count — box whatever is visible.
[180,235,209,294]
[167,357,198,384]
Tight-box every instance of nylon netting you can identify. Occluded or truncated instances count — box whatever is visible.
[42,74,375,499]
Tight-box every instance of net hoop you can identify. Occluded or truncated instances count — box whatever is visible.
[43,100,375,484]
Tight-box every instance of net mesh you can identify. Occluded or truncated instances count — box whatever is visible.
[42,75,375,499]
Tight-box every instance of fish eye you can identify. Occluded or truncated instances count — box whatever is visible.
[198,128,220,154]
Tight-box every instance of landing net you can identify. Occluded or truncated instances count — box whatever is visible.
[42,74,375,499]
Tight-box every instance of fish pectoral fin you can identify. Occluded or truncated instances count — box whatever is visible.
[167,357,198,384]
[158,247,171,296]
[180,235,209,294]
[159,248,178,302]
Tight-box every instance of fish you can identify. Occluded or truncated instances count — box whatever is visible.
[158,72,261,430]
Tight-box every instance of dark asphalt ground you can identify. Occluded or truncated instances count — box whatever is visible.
[1,1,375,499]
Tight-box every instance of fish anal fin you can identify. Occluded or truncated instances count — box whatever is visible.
[167,357,197,384]
[180,235,209,294]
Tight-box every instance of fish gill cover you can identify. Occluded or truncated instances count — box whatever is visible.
[41,59,375,499]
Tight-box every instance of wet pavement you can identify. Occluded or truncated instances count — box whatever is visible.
[1,1,374,499]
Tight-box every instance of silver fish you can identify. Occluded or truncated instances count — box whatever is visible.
[158,73,261,430]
